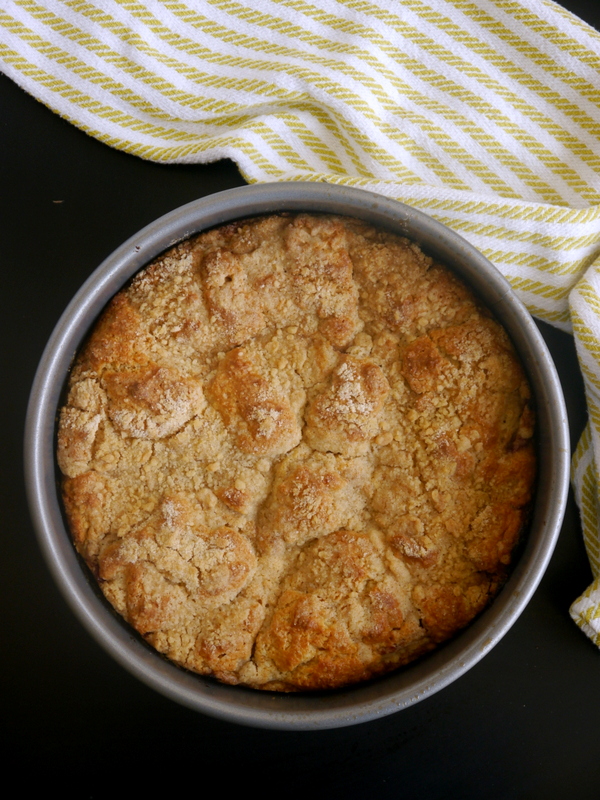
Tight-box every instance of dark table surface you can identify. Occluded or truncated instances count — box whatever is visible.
[3,2,600,796]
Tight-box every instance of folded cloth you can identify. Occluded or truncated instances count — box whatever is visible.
[2,0,600,639]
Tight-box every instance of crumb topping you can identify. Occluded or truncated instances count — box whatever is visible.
[58,213,536,691]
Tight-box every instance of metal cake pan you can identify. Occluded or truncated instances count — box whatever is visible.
[24,182,570,730]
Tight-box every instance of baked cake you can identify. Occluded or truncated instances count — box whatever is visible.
[57,213,536,691]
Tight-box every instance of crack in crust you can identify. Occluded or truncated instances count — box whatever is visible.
[57,213,536,691]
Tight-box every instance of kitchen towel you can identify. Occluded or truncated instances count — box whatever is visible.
[2,0,600,641]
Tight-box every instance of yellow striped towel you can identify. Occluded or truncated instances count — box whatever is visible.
[2,0,600,640]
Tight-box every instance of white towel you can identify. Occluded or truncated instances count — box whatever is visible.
[3,0,600,641]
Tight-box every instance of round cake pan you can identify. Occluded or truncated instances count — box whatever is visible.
[25,182,570,730]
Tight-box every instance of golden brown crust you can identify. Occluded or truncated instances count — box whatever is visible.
[57,213,536,691]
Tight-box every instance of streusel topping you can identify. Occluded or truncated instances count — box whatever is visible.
[58,213,535,690]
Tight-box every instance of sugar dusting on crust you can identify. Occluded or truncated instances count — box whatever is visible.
[57,213,536,691]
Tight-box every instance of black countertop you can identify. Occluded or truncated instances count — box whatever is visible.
[2,3,600,796]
